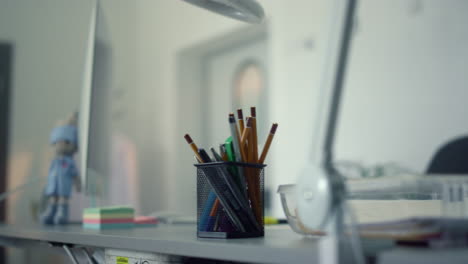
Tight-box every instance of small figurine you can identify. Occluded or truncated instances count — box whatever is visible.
[40,112,81,225]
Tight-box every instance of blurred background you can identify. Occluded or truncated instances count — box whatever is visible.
[1,0,468,262]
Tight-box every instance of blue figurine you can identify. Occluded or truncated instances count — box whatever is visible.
[40,113,81,225]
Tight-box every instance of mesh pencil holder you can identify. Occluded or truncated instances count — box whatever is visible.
[195,161,266,239]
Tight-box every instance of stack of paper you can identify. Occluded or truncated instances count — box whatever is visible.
[358,217,468,242]
[358,217,441,241]
[83,206,135,229]
[350,200,442,224]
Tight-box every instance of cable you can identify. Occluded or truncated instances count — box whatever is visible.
[82,248,97,264]
[0,176,44,203]
[63,244,80,264]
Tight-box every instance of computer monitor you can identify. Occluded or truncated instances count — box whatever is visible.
[79,0,97,195]
[80,1,111,199]
[78,2,135,209]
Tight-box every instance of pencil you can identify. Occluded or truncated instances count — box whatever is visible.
[206,199,220,231]
[184,134,203,163]
[250,107,264,224]
[243,116,260,223]
[250,107,258,163]
[240,117,252,148]
[247,126,254,162]
[237,109,245,134]
[220,144,228,161]
[259,123,278,164]
[210,199,220,216]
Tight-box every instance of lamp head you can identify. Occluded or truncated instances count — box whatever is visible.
[296,164,333,230]
[181,0,265,24]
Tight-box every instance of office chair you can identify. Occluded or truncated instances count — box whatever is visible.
[427,136,468,174]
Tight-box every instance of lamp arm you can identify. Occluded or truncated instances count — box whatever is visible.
[322,0,357,178]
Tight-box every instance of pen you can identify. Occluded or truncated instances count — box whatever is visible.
[259,123,278,164]
[198,148,213,163]
[198,148,247,232]
[216,164,261,232]
[210,147,223,162]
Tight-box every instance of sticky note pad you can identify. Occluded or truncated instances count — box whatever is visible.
[83,223,135,229]
[83,206,135,229]
[84,206,134,217]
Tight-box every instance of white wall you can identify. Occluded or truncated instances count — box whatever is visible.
[133,1,245,215]
[266,0,329,216]
[337,0,468,171]
[137,0,327,216]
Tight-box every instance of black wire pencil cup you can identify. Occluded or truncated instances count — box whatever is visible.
[196,161,265,238]
[185,107,278,239]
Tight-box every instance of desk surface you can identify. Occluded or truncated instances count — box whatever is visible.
[3,222,465,264]
[0,223,320,263]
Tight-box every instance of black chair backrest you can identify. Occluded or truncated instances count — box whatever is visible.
[427,136,468,174]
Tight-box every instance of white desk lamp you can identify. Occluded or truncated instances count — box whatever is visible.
[296,0,363,263]
[297,0,356,232]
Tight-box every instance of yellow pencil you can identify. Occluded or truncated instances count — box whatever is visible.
[247,120,254,162]
[240,117,252,148]
[184,134,203,163]
[259,123,278,164]
[237,109,245,134]
[250,107,258,163]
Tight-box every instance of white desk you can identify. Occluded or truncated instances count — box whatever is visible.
[0,222,466,263]
[0,223,319,263]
